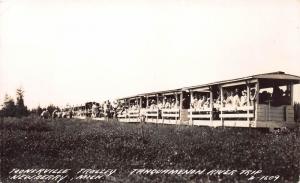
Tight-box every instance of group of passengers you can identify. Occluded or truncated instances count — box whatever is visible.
[221,89,247,108]
[129,101,140,110]
[190,88,257,111]
[40,108,73,119]
[149,97,179,110]
[70,87,260,118]
[219,88,257,109]
[72,100,118,118]
[53,108,72,118]
[191,94,211,110]
[120,97,180,112]
[115,101,139,117]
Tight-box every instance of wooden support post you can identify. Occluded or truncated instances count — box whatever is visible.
[180,92,183,110]
[287,83,293,122]
[220,86,224,127]
[146,96,149,122]
[290,83,293,105]
[146,96,149,107]
[128,99,131,122]
[139,97,142,121]
[255,82,259,122]
[246,83,250,122]
[83,105,87,117]
[175,92,178,123]
[156,94,159,123]
[139,97,142,108]
[162,94,165,124]
[177,93,180,122]
[179,92,183,125]
[210,89,213,122]
[190,91,193,125]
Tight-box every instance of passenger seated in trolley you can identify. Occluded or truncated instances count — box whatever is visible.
[191,96,198,109]
[135,100,140,110]
[232,89,241,107]
[198,95,208,109]
[222,88,257,111]
[222,89,242,109]
[240,90,247,106]
[213,95,221,110]
[203,98,210,108]
[157,99,163,109]
[223,91,233,107]
[130,100,140,110]
[164,98,171,109]
[149,99,157,109]
[191,94,210,110]
[170,98,179,109]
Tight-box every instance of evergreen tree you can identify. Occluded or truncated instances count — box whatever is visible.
[15,87,29,117]
[1,94,16,117]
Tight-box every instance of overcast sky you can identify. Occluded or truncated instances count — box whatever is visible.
[0,0,300,108]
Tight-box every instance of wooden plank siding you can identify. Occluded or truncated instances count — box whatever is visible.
[257,104,295,122]
[180,109,189,125]
[286,106,294,122]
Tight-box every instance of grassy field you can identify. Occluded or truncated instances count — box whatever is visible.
[1,116,300,183]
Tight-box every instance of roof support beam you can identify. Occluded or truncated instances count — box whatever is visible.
[221,79,258,88]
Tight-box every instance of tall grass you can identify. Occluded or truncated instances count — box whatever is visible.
[1,117,300,183]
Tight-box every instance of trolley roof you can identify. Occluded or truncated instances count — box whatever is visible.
[118,71,300,100]
[185,71,300,90]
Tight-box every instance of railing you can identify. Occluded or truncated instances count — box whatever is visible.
[128,109,140,117]
[128,109,140,122]
[220,106,254,119]
[161,108,180,124]
[118,113,127,118]
[144,108,159,123]
[117,110,128,122]
[73,112,86,119]
[188,108,212,120]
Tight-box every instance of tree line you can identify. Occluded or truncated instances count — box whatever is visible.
[0,88,29,117]
[0,88,60,118]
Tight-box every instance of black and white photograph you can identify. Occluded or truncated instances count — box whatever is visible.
[1,0,300,182]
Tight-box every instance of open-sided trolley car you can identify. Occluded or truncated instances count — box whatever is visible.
[117,71,300,130]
